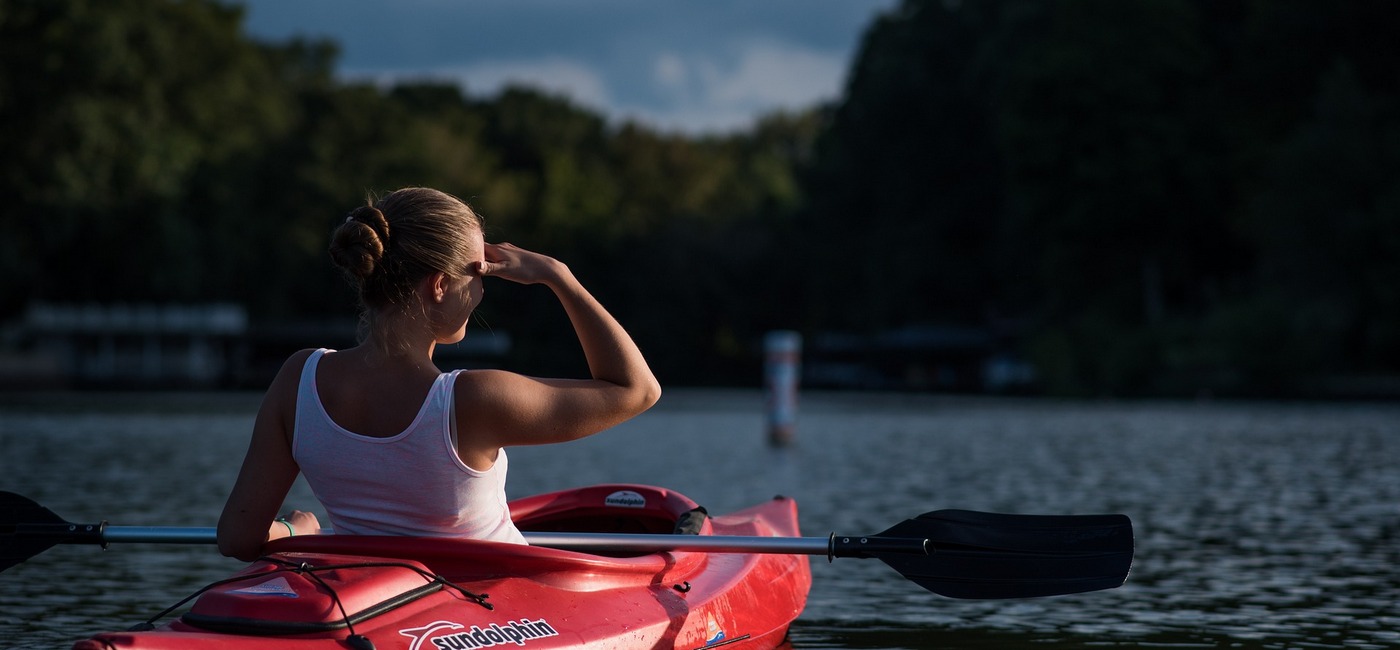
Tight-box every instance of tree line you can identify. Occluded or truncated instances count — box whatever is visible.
[2,0,1396,397]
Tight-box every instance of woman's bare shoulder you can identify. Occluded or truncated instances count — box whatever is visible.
[262,348,320,404]
[451,368,519,405]
[449,369,547,437]
[271,348,319,382]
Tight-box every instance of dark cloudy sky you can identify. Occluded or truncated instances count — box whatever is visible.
[236,0,900,134]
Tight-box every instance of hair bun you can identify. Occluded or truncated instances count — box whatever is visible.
[329,205,391,279]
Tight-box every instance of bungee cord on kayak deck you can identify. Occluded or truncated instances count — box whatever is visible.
[124,556,493,648]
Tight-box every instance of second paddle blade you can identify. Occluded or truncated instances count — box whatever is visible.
[0,491,73,572]
[876,509,1134,599]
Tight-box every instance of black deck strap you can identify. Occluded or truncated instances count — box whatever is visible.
[671,507,708,535]
[296,561,376,650]
[128,563,285,631]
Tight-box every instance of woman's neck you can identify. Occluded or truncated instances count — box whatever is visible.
[358,325,438,370]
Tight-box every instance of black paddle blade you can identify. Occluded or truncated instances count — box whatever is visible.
[0,491,70,572]
[875,509,1133,599]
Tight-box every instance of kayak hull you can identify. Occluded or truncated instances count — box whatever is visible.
[73,484,811,650]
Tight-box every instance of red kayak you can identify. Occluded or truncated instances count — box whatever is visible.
[5,484,1133,648]
[70,484,811,650]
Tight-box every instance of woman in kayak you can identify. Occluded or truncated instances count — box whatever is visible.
[217,187,662,561]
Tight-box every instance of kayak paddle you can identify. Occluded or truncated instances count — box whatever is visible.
[0,491,1132,599]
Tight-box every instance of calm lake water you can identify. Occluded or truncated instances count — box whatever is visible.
[2,390,1398,649]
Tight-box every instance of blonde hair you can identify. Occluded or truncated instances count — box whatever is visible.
[328,187,483,335]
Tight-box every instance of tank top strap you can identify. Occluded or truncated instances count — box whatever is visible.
[291,349,332,456]
[442,368,466,452]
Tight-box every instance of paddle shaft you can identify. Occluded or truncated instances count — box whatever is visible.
[21,524,925,557]
[4,490,1133,598]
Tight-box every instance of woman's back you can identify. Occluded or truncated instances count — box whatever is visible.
[290,349,525,543]
[311,346,444,440]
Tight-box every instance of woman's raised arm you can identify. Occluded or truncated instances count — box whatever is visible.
[454,243,660,452]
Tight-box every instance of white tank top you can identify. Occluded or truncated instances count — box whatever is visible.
[291,349,526,544]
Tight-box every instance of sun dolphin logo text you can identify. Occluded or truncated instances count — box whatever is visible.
[400,618,560,649]
[604,490,647,508]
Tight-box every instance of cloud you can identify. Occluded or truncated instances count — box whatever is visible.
[708,41,849,108]
[346,41,843,135]
[652,53,689,93]
[631,40,848,133]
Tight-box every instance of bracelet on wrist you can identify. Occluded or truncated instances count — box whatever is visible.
[275,518,294,537]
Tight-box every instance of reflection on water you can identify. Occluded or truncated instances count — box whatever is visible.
[2,391,1399,649]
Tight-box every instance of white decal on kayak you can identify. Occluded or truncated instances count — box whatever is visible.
[705,614,726,645]
[400,618,560,649]
[227,576,298,598]
[400,621,465,650]
[605,490,647,508]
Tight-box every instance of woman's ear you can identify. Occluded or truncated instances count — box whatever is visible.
[426,272,449,303]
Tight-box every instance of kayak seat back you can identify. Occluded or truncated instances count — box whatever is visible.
[510,484,714,541]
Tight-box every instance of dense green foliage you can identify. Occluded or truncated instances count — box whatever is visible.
[800,0,1400,396]
[2,0,1396,396]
